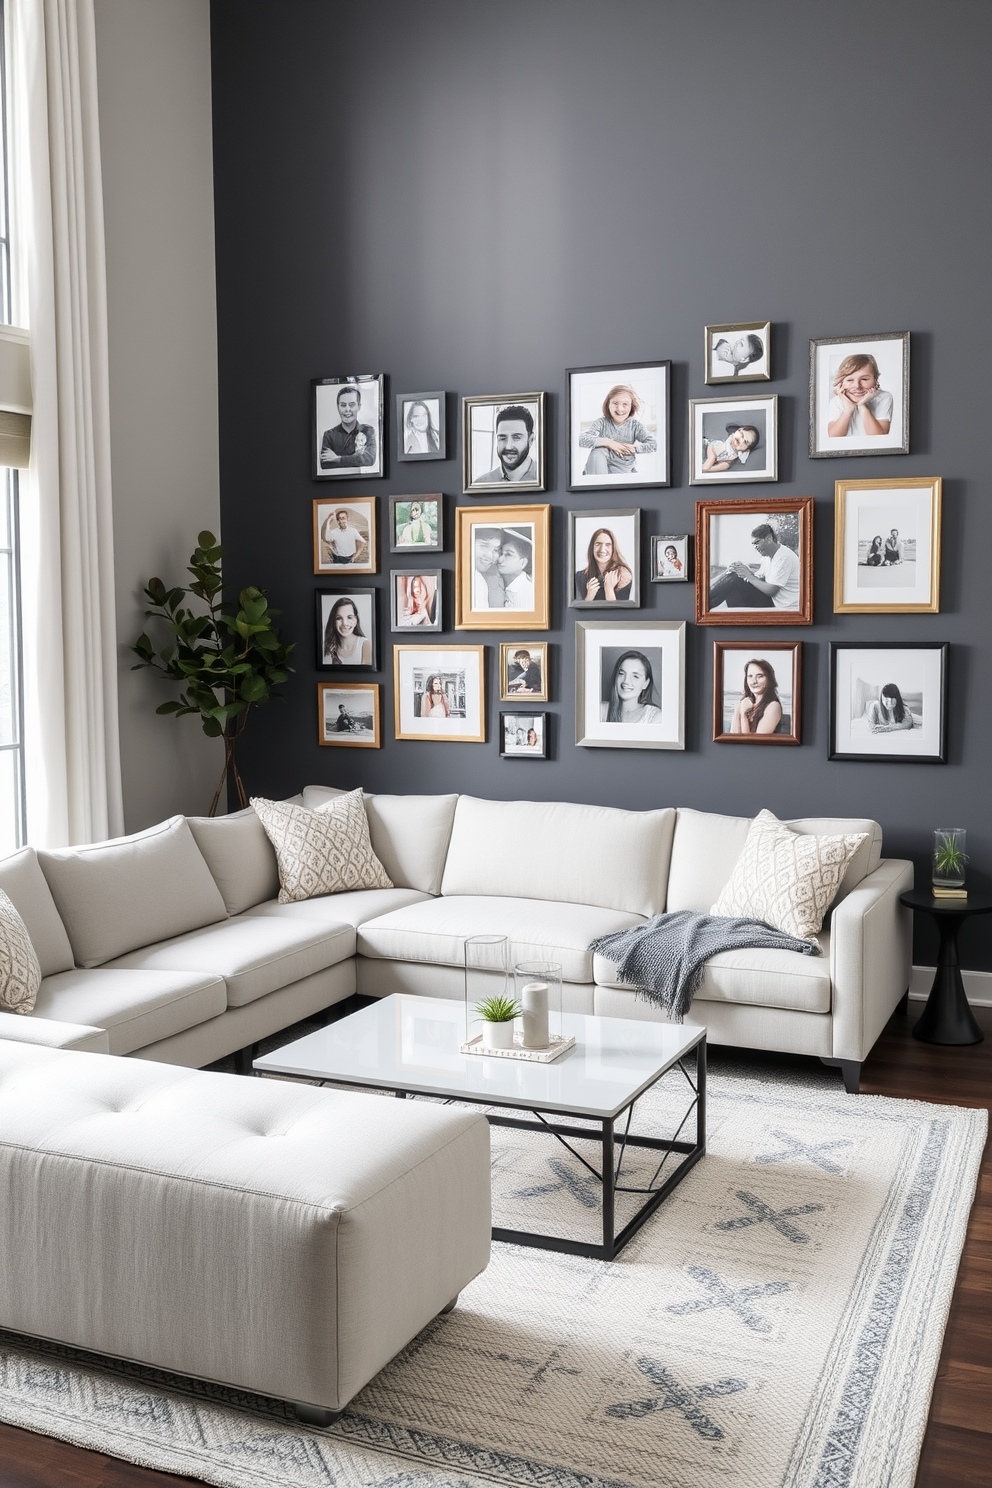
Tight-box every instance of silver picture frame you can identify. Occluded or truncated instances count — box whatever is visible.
[575,619,685,751]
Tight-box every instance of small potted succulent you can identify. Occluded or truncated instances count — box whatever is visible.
[474,994,522,1050]
[932,829,968,890]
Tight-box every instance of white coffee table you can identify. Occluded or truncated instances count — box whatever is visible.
[255,995,706,1261]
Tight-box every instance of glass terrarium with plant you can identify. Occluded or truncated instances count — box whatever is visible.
[932,829,968,889]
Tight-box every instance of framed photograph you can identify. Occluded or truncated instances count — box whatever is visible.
[462,392,545,494]
[312,374,384,479]
[689,394,778,485]
[389,495,442,553]
[499,641,549,701]
[313,497,376,574]
[396,392,446,462]
[809,332,909,458]
[696,497,813,626]
[829,642,947,764]
[704,321,771,384]
[712,641,801,745]
[568,509,640,608]
[500,712,547,759]
[315,588,378,671]
[391,569,442,632]
[575,620,685,751]
[651,534,690,583]
[454,504,551,630]
[393,645,486,743]
[318,683,380,748]
[566,361,670,490]
[834,477,941,614]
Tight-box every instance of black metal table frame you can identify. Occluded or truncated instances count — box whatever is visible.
[390,1034,706,1262]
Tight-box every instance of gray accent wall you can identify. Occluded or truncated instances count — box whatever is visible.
[210,0,992,969]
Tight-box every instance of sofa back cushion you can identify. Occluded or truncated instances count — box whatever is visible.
[440,795,676,916]
[0,847,75,975]
[302,786,457,895]
[39,817,228,968]
[666,807,883,914]
[188,808,280,915]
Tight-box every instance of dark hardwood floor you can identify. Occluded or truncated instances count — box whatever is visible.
[1,1003,989,1488]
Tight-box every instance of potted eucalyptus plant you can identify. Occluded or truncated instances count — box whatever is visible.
[132,531,294,815]
[474,994,522,1050]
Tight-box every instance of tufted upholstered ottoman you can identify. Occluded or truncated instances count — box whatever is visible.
[0,1041,491,1422]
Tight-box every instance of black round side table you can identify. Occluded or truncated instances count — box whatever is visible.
[900,890,992,1045]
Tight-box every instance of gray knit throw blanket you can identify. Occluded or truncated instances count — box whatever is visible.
[590,911,820,1022]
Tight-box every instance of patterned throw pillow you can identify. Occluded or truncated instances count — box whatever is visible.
[710,809,867,940]
[251,790,393,904]
[0,888,43,1014]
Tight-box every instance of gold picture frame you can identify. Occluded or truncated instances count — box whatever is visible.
[317,683,381,747]
[313,497,377,574]
[833,477,941,614]
[393,644,486,743]
[454,504,551,630]
[499,641,549,702]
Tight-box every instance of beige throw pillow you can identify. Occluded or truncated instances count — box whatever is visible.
[711,808,867,940]
[251,790,393,904]
[0,888,43,1015]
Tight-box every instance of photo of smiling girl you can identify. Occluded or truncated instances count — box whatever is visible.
[567,362,670,488]
[577,384,657,478]
[810,332,909,457]
[316,589,377,671]
[827,354,893,438]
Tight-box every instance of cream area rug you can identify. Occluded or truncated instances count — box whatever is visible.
[0,1056,984,1488]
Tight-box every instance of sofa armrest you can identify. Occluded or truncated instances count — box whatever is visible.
[0,1012,110,1054]
[829,858,913,1063]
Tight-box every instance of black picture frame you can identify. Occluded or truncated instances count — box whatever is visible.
[499,712,548,759]
[389,495,443,553]
[395,391,447,462]
[829,641,947,764]
[315,588,379,672]
[312,374,385,480]
[566,361,670,491]
[390,570,443,632]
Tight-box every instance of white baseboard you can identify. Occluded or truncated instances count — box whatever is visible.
[909,965,992,1008]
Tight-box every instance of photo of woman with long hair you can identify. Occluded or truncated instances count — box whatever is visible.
[866,682,918,733]
[419,674,451,718]
[576,527,633,602]
[322,596,372,666]
[600,650,662,724]
[404,399,440,455]
[729,657,784,735]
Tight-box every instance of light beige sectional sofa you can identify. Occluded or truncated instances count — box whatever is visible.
[0,788,913,1091]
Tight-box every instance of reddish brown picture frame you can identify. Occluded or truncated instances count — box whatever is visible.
[712,640,802,745]
[695,496,814,626]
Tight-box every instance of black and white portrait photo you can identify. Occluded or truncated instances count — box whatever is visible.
[315,588,377,671]
[567,362,670,490]
[713,641,801,745]
[393,645,485,742]
[499,641,549,701]
[391,570,441,632]
[650,535,689,583]
[462,392,545,493]
[568,509,640,608]
[318,683,380,748]
[575,620,685,751]
[500,713,547,759]
[834,477,941,614]
[696,497,813,626]
[689,394,778,485]
[313,498,376,574]
[810,333,909,458]
[830,643,947,763]
[396,392,446,462]
[454,504,550,630]
[704,322,771,384]
[312,374,384,479]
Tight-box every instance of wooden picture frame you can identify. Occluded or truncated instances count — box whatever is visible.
[834,477,941,614]
[393,644,486,743]
[318,683,381,747]
[313,497,376,575]
[695,496,814,626]
[712,641,802,745]
[455,503,551,630]
[499,641,549,702]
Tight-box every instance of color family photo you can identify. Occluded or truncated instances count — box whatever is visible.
[567,362,670,490]
[829,642,947,764]
[810,332,909,457]
[312,374,384,479]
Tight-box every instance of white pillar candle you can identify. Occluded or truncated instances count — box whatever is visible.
[521,981,549,1048]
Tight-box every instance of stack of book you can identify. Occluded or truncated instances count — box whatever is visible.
[932,886,968,899]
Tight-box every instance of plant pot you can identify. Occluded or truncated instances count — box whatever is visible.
[932,829,967,889]
[482,1020,516,1050]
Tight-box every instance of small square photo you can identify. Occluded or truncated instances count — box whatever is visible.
[651,535,690,583]
[500,713,547,758]
[318,683,380,747]
[389,495,442,552]
[499,642,549,701]
[704,322,771,384]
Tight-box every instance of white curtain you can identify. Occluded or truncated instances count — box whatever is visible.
[9,0,124,845]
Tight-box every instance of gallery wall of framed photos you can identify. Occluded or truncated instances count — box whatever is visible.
[213,0,990,965]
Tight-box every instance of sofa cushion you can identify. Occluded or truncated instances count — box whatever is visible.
[594,933,832,1014]
[0,1011,110,1053]
[253,792,392,903]
[33,969,227,1055]
[666,807,883,914]
[711,811,867,940]
[439,796,676,917]
[303,786,457,895]
[38,817,228,968]
[244,886,431,929]
[0,847,75,976]
[104,915,356,1009]
[187,809,280,916]
[358,896,645,984]
[0,889,42,1014]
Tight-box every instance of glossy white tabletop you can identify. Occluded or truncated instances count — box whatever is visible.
[254,995,705,1119]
